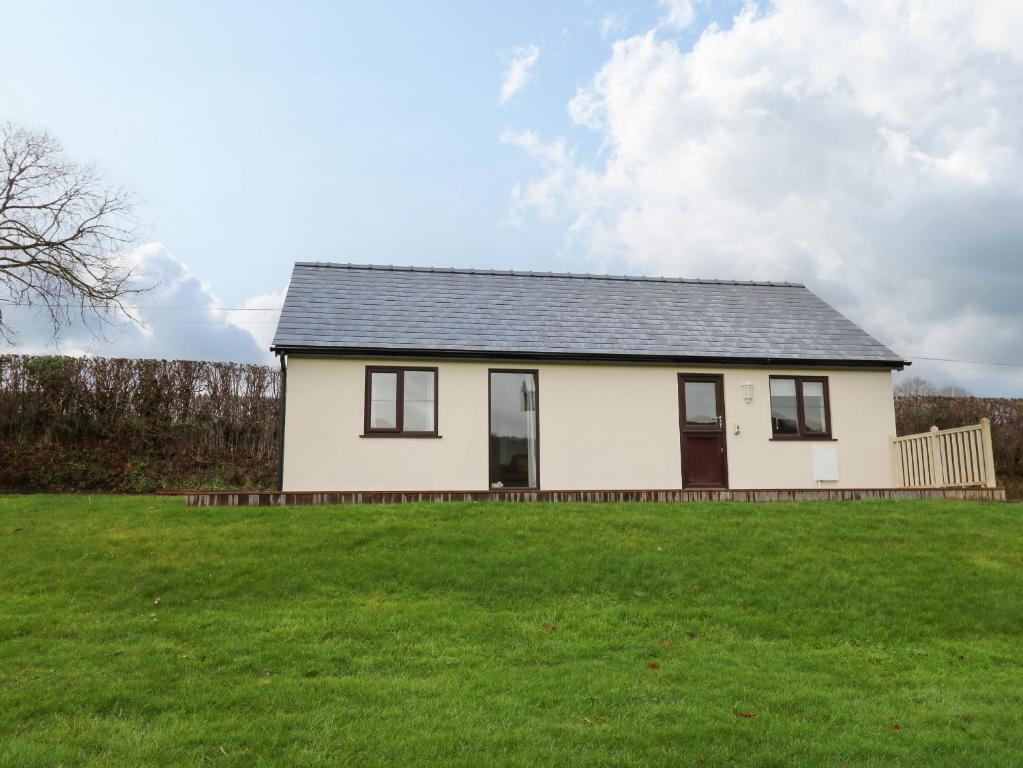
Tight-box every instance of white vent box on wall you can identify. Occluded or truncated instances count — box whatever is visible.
[813,446,839,482]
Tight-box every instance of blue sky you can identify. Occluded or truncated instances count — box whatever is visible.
[5,1,705,295]
[4,1,1022,394]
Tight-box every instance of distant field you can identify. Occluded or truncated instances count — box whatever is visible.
[2,496,1021,767]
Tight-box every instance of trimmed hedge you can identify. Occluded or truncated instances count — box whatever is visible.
[0,355,279,492]
[895,395,1022,480]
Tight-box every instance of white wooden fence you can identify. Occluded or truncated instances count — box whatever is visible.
[890,418,997,489]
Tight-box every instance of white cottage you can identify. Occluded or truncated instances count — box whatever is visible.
[270,263,908,494]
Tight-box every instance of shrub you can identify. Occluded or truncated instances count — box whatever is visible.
[895,395,1022,479]
[0,355,280,492]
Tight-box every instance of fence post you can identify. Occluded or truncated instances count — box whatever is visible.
[980,417,997,488]
[928,425,945,488]
[889,434,902,487]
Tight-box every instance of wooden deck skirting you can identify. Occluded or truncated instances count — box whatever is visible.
[174,487,1008,507]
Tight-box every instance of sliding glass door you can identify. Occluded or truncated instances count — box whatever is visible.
[489,370,539,489]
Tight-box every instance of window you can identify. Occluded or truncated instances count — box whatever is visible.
[489,370,539,489]
[769,376,832,439]
[683,380,721,428]
[363,367,438,436]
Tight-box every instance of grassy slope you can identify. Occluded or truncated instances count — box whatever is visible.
[1,497,1021,767]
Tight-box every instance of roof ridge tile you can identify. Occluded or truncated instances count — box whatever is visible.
[292,261,805,289]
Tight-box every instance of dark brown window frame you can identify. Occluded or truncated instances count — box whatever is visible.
[488,368,540,491]
[362,366,440,438]
[768,375,834,441]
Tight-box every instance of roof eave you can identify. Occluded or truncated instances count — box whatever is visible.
[270,344,909,370]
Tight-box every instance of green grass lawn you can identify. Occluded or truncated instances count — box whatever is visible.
[2,496,1022,767]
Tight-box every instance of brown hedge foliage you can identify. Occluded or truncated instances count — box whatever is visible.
[895,395,1023,478]
[0,355,280,492]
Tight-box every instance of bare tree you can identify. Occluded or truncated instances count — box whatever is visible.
[894,376,938,397]
[0,122,139,340]
[937,383,973,398]
[894,375,972,398]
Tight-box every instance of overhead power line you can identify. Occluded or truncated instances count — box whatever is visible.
[0,301,282,312]
[1,301,1021,367]
[904,355,1023,368]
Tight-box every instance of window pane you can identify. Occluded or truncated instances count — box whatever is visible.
[369,371,397,429]
[803,381,827,433]
[684,381,718,425]
[403,370,435,432]
[489,372,538,488]
[770,378,799,435]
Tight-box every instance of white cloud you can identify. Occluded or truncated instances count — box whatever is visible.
[1,243,279,363]
[227,289,285,353]
[500,129,577,222]
[600,12,629,39]
[658,0,695,30]
[506,0,1023,395]
[499,45,540,105]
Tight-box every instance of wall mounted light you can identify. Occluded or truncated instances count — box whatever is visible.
[742,382,754,404]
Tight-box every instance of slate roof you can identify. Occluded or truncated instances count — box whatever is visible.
[271,263,905,367]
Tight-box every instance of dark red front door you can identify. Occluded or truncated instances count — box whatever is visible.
[678,374,728,488]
